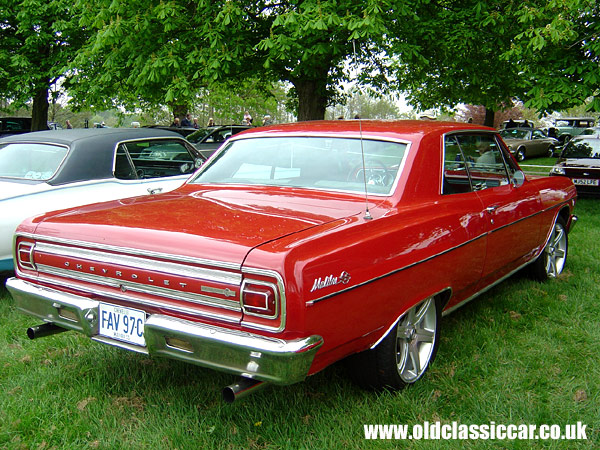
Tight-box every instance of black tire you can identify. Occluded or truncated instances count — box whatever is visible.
[529,216,568,281]
[347,296,441,390]
[516,148,526,162]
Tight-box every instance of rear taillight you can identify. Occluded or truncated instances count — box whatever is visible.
[241,280,278,318]
[17,240,36,271]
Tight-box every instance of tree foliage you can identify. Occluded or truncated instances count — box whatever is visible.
[69,0,407,121]
[506,0,600,112]
[390,0,530,126]
[0,0,88,130]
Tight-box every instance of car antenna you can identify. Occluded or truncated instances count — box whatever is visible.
[353,39,372,220]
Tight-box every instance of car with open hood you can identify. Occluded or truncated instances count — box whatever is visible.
[6,120,577,402]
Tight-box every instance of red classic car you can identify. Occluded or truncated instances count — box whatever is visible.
[6,120,577,402]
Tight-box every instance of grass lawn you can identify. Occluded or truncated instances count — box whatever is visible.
[1,198,598,449]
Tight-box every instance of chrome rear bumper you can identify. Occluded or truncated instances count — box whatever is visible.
[6,277,323,385]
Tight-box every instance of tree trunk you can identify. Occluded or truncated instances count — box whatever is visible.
[31,85,50,131]
[483,107,495,128]
[170,103,189,123]
[292,76,328,122]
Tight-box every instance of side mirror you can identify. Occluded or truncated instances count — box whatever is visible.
[512,170,525,187]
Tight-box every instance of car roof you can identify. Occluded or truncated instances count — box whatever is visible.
[230,120,493,142]
[0,128,192,186]
[0,127,184,145]
[555,117,596,121]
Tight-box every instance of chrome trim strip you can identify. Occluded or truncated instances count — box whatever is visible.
[17,232,241,270]
[307,200,573,306]
[307,232,486,305]
[17,271,241,323]
[35,241,241,285]
[442,260,530,316]
[35,264,242,312]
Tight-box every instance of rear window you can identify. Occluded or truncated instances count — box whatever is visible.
[0,143,68,180]
[190,136,408,196]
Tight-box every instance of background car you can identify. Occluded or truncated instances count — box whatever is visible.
[0,127,204,271]
[144,125,197,138]
[499,127,559,161]
[550,135,600,196]
[0,117,61,137]
[185,125,252,159]
[554,117,597,145]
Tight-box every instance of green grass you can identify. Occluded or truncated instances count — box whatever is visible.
[520,156,557,176]
[1,199,599,449]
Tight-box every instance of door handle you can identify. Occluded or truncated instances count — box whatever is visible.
[147,187,163,195]
[486,205,499,214]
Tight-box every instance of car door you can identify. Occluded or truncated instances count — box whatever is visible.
[530,129,549,157]
[447,133,543,288]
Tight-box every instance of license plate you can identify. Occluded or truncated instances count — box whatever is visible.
[98,303,146,346]
[573,178,599,186]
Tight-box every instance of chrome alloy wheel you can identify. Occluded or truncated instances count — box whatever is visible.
[395,297,437,383]
[545,220,567,278]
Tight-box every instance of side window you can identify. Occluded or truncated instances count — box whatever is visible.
[443,136,472,194]
[443,134,512,194]
[114,146,137,179]
[114,139,197,180]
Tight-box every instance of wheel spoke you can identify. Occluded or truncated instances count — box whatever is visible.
[552,227,564,247]
[415,328,435,343]
[396,338,409,373]
[407,342,421,377]
[413,298,433,326]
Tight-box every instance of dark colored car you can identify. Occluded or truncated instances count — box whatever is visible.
[550,136,600,196]
[499,127,559,161]
[0,117,63,137]
[144,125,198,138]
[0,117,32,137]
[186,125,252,159]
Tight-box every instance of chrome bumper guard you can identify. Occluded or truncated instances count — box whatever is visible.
[6,278,323,385]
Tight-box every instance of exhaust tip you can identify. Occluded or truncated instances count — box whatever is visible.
[222,377,267,403]
[27,323,67,340]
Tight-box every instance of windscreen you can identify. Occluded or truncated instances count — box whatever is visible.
[562,138,600,159]
[190,136,408,195]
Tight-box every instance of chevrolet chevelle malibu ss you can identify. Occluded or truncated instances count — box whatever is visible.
[6,121,577,402]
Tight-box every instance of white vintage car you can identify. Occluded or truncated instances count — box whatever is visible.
[0,128,203,271]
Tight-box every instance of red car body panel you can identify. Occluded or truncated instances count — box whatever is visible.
[7,120,578,387]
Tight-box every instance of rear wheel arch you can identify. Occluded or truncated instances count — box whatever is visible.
[346,290,447,390]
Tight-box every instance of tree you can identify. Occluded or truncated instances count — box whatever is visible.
[0,0,88,130]
[70,0,406,121]
[389,0,529,127]
[506,0,600,113]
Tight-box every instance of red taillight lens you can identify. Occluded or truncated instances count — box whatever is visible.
[241,281,278,318]
[17,240,36,271]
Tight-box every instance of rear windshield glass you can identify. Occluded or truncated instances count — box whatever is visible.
[190,136,408,195]
[0,143,68,180]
